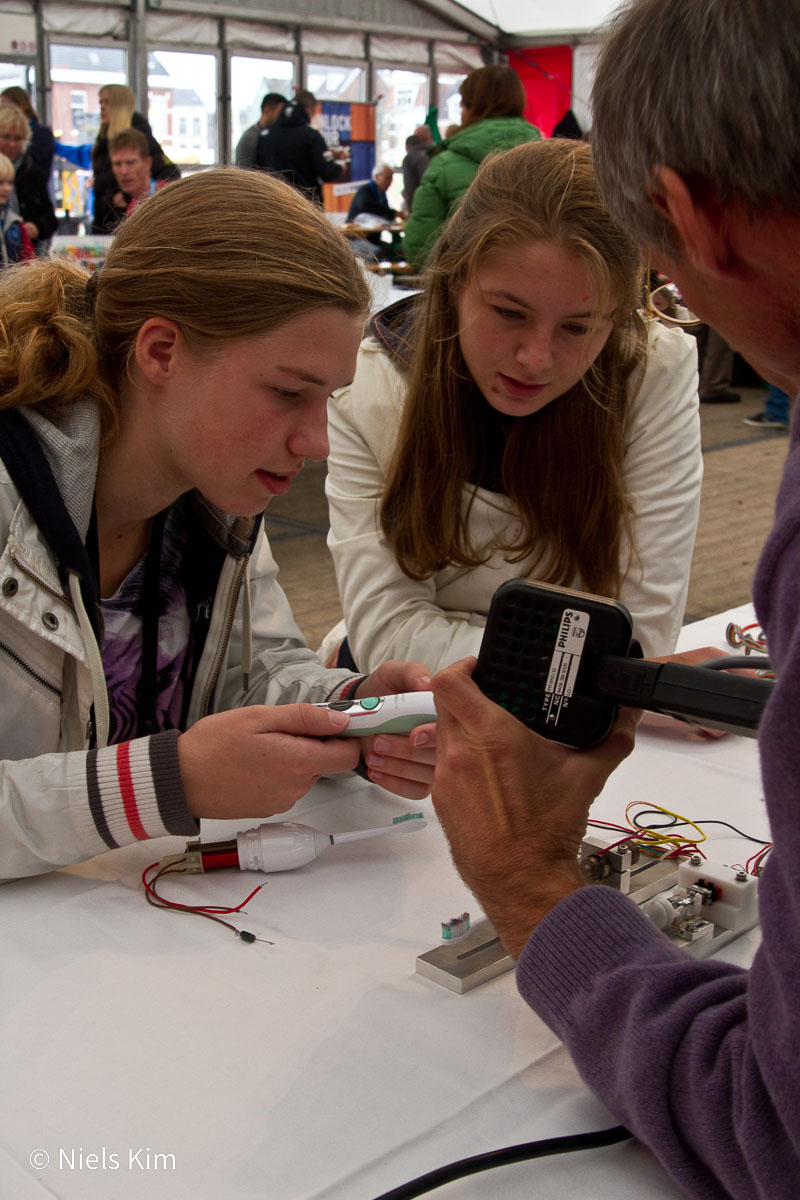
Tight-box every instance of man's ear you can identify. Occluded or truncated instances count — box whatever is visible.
[650,166,731,275]
[134,317,183,385]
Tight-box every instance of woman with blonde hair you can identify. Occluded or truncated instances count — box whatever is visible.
[401,64,541,269]
[324,138,702,673]
[0,101,57,251]
[89,83,178,232]
[0,168,434,882]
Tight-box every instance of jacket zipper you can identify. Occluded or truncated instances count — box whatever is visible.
[10,549,71,604]
[0,639,62,697]
[198,556,248,718]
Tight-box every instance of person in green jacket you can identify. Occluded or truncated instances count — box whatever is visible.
[402,65,541,269]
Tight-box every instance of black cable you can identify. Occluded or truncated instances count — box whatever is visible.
[368,1125,632,1200]
[628,811,771,847]
[698,655,772,671]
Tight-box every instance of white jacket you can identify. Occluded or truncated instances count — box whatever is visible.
[0,401,360,880]
[325,320,702,672]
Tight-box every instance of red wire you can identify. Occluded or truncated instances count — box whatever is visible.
[588,820,640,835]
[141,862,265,914]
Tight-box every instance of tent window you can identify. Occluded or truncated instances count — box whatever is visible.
[306,63,365,103]
[147,49,217,167]
[375,67,428,175]
[230,55,295,155]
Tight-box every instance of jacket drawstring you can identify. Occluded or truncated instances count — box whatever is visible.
[68,570,110,748]
[241,557,253,693]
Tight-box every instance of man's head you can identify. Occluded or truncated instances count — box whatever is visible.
[294,90,318,119]
[110,129,152,199]
[591,0,800,391]
[372,164,393,193]
[592,0,800,259]
[413,124,433,145]
[259,92,286,127]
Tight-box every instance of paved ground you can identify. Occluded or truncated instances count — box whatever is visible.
[266,384,789,650]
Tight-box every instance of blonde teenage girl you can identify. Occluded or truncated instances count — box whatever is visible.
[0,168,434,881]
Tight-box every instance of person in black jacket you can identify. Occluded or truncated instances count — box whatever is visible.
[0,101,57,253]
[345,164,396,258]
[254,90,345,206]
[91,85,179,233]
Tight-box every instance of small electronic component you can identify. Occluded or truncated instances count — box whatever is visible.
[580,838,760,954]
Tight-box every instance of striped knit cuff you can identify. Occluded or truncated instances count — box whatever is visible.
[339,675,366,700]
[86,730,198,849]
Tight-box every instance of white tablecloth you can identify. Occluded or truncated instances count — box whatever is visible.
[0,606,766,1199]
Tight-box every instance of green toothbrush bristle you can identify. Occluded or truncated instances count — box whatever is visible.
[393,812,423,823]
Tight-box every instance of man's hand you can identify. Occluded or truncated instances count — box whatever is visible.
[431,658,640,958]
[354,660,435,801]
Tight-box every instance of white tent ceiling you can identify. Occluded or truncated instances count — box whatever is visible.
[449,0,619,39]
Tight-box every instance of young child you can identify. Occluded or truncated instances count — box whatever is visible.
[0,153,34,267]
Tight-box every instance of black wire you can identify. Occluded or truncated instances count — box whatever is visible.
[698,655,772,671]
[369,1125,632,1200]
[627,811,771,847]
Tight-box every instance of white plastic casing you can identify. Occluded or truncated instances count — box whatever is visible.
[314,692,437,736]
[676,859,760,932]
[236,822,330,873]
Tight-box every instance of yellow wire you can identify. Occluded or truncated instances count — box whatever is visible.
[624,799,707,855]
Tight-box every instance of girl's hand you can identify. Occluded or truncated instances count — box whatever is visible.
[355,660,436,800]
[178,704,360,820]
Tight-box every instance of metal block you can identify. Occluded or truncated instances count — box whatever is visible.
[416,918,514,993]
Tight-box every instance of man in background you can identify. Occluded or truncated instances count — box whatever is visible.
[400,124,432,215]
[254,89,346,206]
[345,163,396,258]
[110,129,168,217]
[234,92,286,169]
[429,1,800,1195]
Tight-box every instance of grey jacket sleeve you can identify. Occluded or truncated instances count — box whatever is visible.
[235,125,259,169]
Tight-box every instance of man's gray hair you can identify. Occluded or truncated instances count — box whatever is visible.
[372,162,392,181]
[591,0,800,256]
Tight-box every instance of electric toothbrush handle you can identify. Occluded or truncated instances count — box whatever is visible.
[236,822,331,873]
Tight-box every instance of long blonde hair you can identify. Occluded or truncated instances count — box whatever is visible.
[381,138,647,598]
[0,169,369,434]
[99,84,135,139]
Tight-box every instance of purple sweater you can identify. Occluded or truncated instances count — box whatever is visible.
[517,413,800,1195]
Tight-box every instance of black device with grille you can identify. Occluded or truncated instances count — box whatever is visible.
[474,579,634,748]
[474,579,773,747]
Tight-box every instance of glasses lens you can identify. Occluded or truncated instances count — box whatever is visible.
[647,282,702,327]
